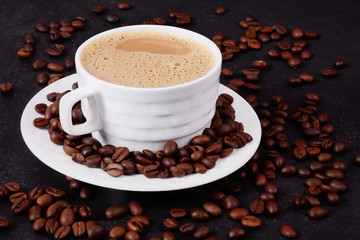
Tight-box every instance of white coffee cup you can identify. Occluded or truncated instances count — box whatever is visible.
[59,25,222,151]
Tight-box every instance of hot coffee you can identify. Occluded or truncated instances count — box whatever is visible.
[80,31,215,88]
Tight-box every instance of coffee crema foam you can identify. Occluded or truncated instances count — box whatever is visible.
[80,31,215,88]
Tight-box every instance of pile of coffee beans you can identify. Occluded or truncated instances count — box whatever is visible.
[33,91,252,179]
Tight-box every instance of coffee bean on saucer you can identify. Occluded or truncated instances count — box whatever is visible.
[280,224,297,238]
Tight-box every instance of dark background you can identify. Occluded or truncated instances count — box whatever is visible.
[1,0,360,239]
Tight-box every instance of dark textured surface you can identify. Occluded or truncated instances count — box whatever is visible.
[1,0,360,239]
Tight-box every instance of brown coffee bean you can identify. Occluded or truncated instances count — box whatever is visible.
[333,141,347,154]
[293,196,309,208]
[309,162,324,172]
[28,205,42,222]
[118,2,132,9]
[162,231,175,240]
[46,187,66,199]
[59,208,75,226]
[326,191,340,205]
[92,5,105,14]
[54,225,71,239]
[163,218,179,230]
[5,182,21,192]
[9,192,27,203]
[216,6,226,14]
[33,218,47,232]
[105,204,129,219]
[228,208,249,221]
[190,209,210,221]
[108,226,126,239]
[247,39,261,49]
[46,203,62,219]
[325,169,344,180]
[106,163,124,177]
[241,215,262,228]
[178,222,196,235]
[322,69,337,77]
[288,57,301,69]
[11,196,30,214]
[299,73,315,83]
[36,193,54,208]
[0,216,12,229]
[194,226,211,239]
[106,14,120,24]
[281,165,297,176]
[280,224,297,238]
[227,226,246,239]
[78,205,93,221]
[203,201,222,216]
[72,221,86,237]
[308,206,328,219]
[79,186,91,200]
[221,195,240,210]
[128,201,143,216]
[170,208,187,218]
[254,173,267,187]
[253,60,267,69]
[47,63,65,73]
[301,50,312,59]
[334,59,345,68]
[87,225,106,240]
[267,49,280,59]
[250,199,265,214]
[332,161,347,172]
[17,47,31,58]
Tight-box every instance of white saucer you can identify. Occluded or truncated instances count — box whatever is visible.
[20,74,261,192]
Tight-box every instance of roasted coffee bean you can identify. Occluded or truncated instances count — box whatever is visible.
[28,186,45,201]
[190,209,210,221]
[193,226,211,239]
[5,182,21,192]
[33,117,49,128]
[267,49,280,59]
[247,39,261,49]
[278,41,291,50]
[241,215,262,228]
[128,201,143,216]
[301,50,312,59]
[65,59,75,69]
[35,23,49,32]
[333,141,347,154]
[258,33,270,43]
[36,73,49,85]
[118,2,132,9]
[325,169,344,179]
[32,59,48,70]
[281,165,297,176]
[308,185,322,196]
[46,203,62,219]
[309,162,324,172]
[288,57,301,69]
[305,177,322,187]
[229,208,249,221]
[87,225,106,240]
[108,226,126,239]
[176,16,192,25]
[78,205,93,220]
[299,73,315,83]
[106,14,120,23]
[50,131,65,145]
[47,63,65,73]
[17,47,31,58]
[293,196,309,208]
[79,186,91,200]
[153,17,166,25]
[179,222,196,234]
[291,28,304,39]
[59,208,75,226]
[46,219,60,234]
[264,183,278,194]
[203,201,222,216]
[253,60,267,69]
[298,167,311,178]
[46,48,62,56]
[163,140,178,156]
[194,163,208,174]
[221,68,234,78]
[222,51,233,60]
[9,192,27,203]
[227,226,246,239]
[265,200,279,216]
[107,163,124,177]
[308,206,328,219]
[259,191,275,201]
[317,152,332,162]
[250,199,265,214]
[332,161,347,172]
[216,6,226,14]
[121,160,136,175]
[170,208,186,218]
[28,205,42,222]
[46,187,66,199]
[322,69,337,77]
[280,224,297,238]
[92,5,106,14]
[33,218,46,232]
[105,204,129,219]
[170,166,186,177]
[162,231,175,240]
[163,218,179,230]
[334,59,345,68]
[86,155,102,168]
[326,191,340,205]
[54,225,71,239]
[24,43,35,52]
[254,173,267,187]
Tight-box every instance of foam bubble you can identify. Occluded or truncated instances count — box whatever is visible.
[80,31,215,88]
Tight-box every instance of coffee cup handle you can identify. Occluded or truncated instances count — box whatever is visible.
[59,85,102,136]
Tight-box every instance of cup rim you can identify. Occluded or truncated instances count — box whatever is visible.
[75,25,222,92]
